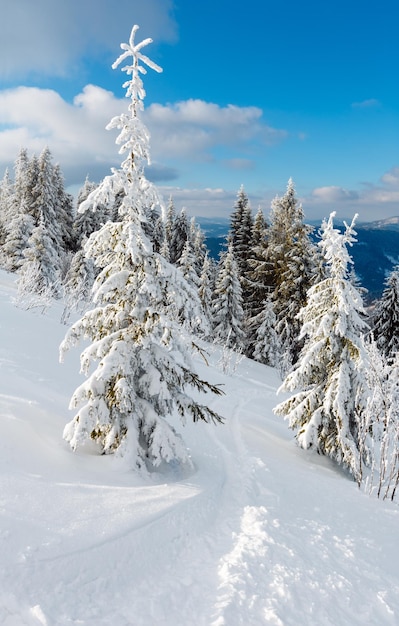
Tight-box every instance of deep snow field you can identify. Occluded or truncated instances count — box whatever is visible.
[1,268,399,626]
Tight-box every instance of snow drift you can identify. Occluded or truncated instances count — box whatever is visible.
[1,270,399,625]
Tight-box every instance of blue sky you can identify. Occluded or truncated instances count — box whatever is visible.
[1,0,398,222]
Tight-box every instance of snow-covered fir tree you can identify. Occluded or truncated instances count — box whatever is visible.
[60,25,223,473]
[13,148,30,213]
[61,245,95,324]
[362,340,399,499]
[198,251,214,331]
[372,266,399,360]
[32,148,61,241]
[248,207,270,270]
[148,209,166,254]
[212,240,245,349]
[190,216,207,276]
[17,214,62,304]
[1,200,34,272]
[2,152,36,271]
[230,185,253,265]
[0,169,14,251]
[178,237,201,291]
[164,195,176,253]
[73,177,111,250]
[245,206,272,357]
[21,148,66,286]
[274,212,370,483]
[267,178,319,365]
[1,148,74,279]
[52,163,75,254]
[253,296,279,367]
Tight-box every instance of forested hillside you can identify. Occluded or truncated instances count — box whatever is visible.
[200,217,399,303]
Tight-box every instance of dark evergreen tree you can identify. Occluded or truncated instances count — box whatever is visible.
[245,206,273,356]
[151,212,166,254]
[229,185,253,302]
[372,266,399,359]
[170,207,189,264]
[53,163,75,253]
[267,178,319,365]
[198,252,214,331]
[212,240,245,349]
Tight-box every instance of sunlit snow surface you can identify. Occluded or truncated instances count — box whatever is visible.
[1,269,399,626]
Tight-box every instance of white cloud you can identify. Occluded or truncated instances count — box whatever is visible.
[305,168,399,222]
[0,85,122,181]
[158,186,238,218]
[356,168,399,207]
[145,99,287,160]
[381,167,399,187]
[0,0,176,79]
[0,86,287,191]
[362,188,399,204]
[311,186,359,203]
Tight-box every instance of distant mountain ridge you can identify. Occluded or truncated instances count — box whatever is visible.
[198,216,399,302]
[359,216,399,231]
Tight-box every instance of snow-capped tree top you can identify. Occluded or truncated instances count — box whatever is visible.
[80,25,164,219]
[112,24,163,113]
[319,211,358,281]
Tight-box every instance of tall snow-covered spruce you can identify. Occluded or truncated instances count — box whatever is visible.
[60,25,223,473]
[274,212,370,483]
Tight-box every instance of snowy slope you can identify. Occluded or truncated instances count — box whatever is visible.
[1,269,399,626]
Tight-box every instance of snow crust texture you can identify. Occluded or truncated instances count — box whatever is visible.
[1,270,399,625]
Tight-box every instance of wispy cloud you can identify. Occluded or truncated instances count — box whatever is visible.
[158,186,240,218]
[311,186,359,203]
[351,98,381,109]
[381,167,399,186]
[305,167,399,222]
[146,99,287,160]
[223,159,256,171]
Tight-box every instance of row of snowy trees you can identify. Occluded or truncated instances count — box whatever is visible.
[0,146,75,299]
[2,134,398,381]
[0,144,316,369]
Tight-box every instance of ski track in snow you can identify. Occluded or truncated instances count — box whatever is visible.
[2,273,399,625]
